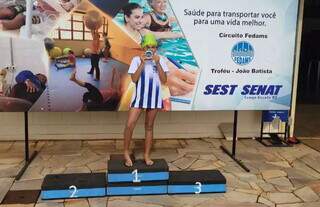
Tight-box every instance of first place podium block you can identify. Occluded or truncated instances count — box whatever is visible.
[107,159,169,183]
[107,159,169,196]
[41,173,106,200]
[168,170,226,194]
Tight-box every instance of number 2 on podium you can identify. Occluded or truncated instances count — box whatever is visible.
[69,185,77,198]
[132,169,141,183]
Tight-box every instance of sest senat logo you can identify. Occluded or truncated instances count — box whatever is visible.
[231,41,254,65]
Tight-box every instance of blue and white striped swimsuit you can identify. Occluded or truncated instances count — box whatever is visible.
[128,56,169,109]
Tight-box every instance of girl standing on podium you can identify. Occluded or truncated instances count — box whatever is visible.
[123,33,169,167]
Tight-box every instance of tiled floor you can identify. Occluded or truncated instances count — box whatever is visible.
[1,139,320,207]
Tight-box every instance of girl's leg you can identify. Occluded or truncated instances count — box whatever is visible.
[124,108,142,166]
[144,109,158,165]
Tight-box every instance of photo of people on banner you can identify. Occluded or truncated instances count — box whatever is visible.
[112,0,200,111]
[0,0,199,112]
[0,36,49,112]
[0,0,300,112]
[0,0,81,39]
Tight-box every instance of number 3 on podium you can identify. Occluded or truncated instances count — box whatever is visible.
[195,182,202,194]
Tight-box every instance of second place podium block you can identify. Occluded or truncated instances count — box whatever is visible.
[41,173,106,200]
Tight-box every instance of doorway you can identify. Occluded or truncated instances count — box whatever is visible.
[295,0,320,150]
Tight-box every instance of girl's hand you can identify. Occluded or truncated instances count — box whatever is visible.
[140,54,147,64]
[153,54,160,64]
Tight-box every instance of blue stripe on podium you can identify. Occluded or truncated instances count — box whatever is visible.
[41,188,106,200]
[168,184,226,194]
[108,172,169,183]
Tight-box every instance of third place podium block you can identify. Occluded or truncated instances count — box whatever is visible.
[168,170,226,194]
[107,159,169,196]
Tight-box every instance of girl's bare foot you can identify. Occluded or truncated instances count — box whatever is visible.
[144,154,154,166]
[124,151,133,167]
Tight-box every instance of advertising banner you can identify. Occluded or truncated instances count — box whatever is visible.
[0,0,299,112]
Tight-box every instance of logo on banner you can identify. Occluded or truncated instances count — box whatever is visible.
[231,41,254,65]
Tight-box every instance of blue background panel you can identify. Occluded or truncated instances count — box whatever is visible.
[262,110,289,122]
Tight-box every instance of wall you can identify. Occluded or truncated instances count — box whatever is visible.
[0,111,261,140]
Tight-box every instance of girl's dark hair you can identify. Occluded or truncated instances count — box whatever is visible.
[122,3,142,23]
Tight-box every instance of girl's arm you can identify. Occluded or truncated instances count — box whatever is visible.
[131,56,145,83]
[154,55,167,84]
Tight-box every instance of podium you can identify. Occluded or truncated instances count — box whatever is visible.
[41,157,226,199]
[168,170,226,194]
[107,159,169,195]
[41,173,106,200]
[107,159,169,183]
